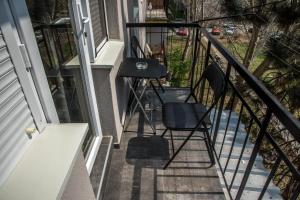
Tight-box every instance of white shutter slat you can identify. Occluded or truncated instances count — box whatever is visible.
[0,110,33,148]
[0,81,22,105]
[0,58,14,78]
[0,69,18,90]
[0,34,5,48]
[0,46,9,62]
[0,26,37,186]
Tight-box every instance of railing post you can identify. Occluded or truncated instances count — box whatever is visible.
[291,182,300,200]
[212,63,231,146]
[190,28,199,91]
[198,40,211,103]
[235,109,273,200]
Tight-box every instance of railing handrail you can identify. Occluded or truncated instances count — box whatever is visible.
[34,23,72,31]
[126,22,199,28]
[200,28,300,141]
[126,22,300,141]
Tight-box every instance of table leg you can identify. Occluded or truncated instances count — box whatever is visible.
[124,78,156,133]
[150,80,164,104]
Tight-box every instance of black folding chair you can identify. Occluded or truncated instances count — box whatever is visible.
[161,63,226,169]
[130,35,165,93]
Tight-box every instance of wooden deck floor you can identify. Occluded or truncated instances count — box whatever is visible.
[102,89,226,200]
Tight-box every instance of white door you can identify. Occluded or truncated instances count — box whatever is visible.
[0,0,46,186]
[69,0,103,172]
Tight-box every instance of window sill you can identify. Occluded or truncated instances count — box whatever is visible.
[65,41,124,70]
[0,124,88,200]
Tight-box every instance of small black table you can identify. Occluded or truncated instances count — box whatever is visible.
[118,58,167,133]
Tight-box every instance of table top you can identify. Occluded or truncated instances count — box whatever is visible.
[118,58,167,78]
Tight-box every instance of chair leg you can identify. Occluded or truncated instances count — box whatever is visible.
[161,128,168,137]
[204,130,215,165]
[150,80,164,104]
[155,78,165,93]
[163,129,196,169]
[169,130,175,154]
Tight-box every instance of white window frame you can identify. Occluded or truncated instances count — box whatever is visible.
[69,0,103,174]
[82,0,109,62]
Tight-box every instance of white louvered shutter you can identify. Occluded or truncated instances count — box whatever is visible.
[0,27,37,186]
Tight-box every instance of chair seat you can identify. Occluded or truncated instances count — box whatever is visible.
[162,102,211,130]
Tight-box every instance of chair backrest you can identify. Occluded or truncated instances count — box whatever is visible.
[201,63,226,102]
[131,35,146,58]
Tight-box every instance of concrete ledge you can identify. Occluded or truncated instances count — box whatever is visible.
[66,41,124,69]
[89,136,113,200]
[0,124,89,200]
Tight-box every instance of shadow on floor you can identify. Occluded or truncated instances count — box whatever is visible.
[126,136,170,167]
[103,89,225,200]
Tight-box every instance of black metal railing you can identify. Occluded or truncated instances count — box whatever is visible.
[33,23,75,75]
[126,22,300,200]
[33,23,76,93]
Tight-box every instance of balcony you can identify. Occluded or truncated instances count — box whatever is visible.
[146,0,168,21]
[101,23,300,200]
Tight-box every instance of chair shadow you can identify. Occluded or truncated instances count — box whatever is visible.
[125,135,170,168]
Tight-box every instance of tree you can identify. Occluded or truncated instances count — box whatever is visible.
[253,1,300,77]
[222,0,268,69]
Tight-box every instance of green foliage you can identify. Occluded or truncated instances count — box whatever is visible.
[167,46,192,87]
[272,1,300,28]
[225,41,265,70]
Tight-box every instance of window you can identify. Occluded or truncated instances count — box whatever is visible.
[88,0,107,55]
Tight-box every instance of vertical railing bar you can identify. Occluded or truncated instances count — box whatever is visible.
[55,28,65,62]
[190,28,199,90]
[235,109,272,200]
[212,63,232,147]
[257,156,282,200]
[160,27,163,59]
[66,28,73,57]
[229,117,254,190]
[219,92,235,159]
[199,41,211,103]
[210,102,219,135]
[194,29,202,93]
[290,182,300,200]
[150,27,152,48]
[213,139,235,200]
[224,104,244,173]
[41,28,54,69]
[129,27,132,57]
[205,86,211,106]
[170,29,173,78]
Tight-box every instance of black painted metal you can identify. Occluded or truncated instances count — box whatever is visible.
[201,28,300,140]
[235,109,272,199]
[126,22,300,200]
[212,63,231,146]
[224,104,244,172]
[229,118,253,190]
[258,157,282,200]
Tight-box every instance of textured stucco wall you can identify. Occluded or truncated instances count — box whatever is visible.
[91,45,128,144]
[61,152,96,200]
[105,0,120,39]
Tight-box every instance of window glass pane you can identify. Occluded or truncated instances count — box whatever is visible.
[25,0,95,157]
[89,0,107,49]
